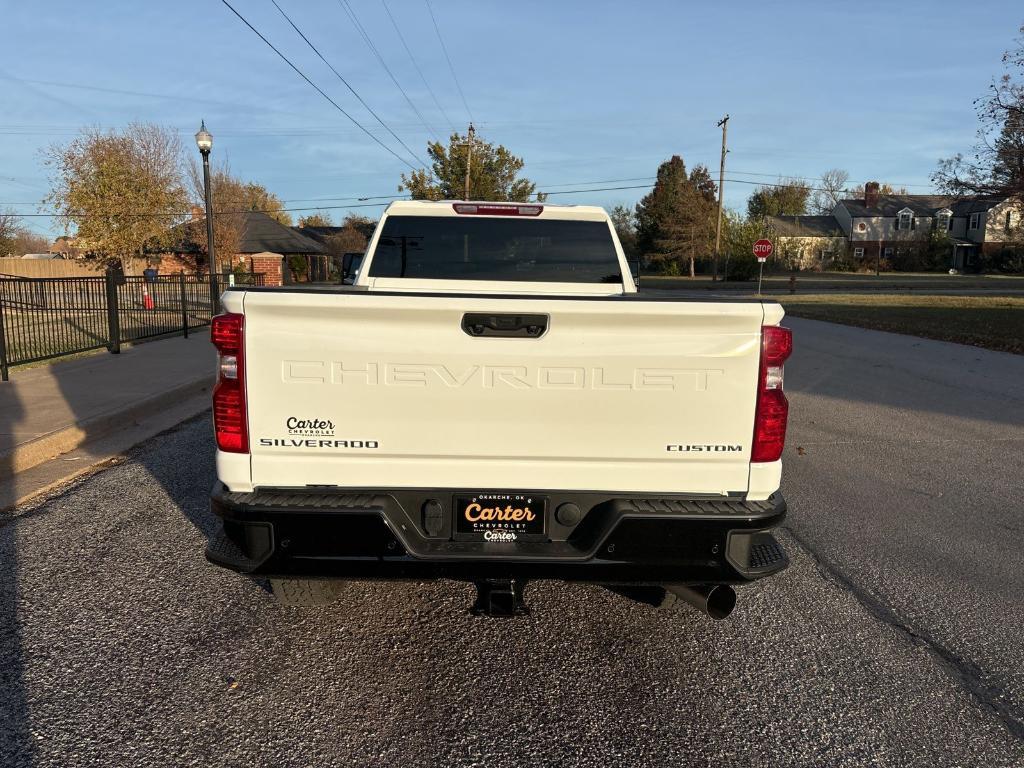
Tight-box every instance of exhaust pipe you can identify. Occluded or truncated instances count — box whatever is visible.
[665,583,736,620]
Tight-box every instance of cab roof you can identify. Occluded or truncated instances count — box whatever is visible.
[383,199,611,221]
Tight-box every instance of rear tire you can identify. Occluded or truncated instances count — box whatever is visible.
[268,578,346,606]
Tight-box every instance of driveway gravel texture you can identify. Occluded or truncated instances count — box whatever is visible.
[1,316,1023,767]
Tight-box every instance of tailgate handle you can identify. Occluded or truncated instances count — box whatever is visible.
[462,312,548,338]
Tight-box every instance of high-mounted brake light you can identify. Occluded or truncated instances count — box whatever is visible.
[453,203,543,216]
[211,313,248,453]
[751,325,792,463]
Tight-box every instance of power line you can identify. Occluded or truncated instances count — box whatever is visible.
[269,0,428,168]
[534,176,655,188]
[4,168,960,217]
[381,0,457,135]
[335,0,439,142]
[0,175,945,209]
[424,0,473,123]
[219,0,419,171]
[10,169,982,221]
[17,200,403,219]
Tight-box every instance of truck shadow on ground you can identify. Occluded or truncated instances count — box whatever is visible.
[0,347,211,764]
[0,386,32,765]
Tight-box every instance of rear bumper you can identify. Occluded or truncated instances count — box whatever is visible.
[206,483,788,584]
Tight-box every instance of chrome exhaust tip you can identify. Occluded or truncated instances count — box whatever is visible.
[665,583,737,620]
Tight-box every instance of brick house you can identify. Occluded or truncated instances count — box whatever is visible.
[159,211,326,286]
[832,182,1021,271]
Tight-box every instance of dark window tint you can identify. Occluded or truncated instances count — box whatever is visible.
[368,215,622,283]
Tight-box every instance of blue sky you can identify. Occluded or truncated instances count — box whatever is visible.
[2,0,1021,237]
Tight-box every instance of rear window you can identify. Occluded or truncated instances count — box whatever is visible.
[367,215,622,283]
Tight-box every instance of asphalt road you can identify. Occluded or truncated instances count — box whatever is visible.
[2,318,1023,767]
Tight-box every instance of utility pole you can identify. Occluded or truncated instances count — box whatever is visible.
[713,114,729,281]
[463,122,475,200]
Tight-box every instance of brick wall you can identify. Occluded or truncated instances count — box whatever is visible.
[248,254,284,286]
[158,254,194,274]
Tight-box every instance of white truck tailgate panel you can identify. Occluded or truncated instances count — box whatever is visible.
[242,291,764,495]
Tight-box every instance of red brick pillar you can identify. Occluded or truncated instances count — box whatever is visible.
[249,253,284,286]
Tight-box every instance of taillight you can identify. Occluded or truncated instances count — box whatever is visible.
[211,313,248,453]
[452,203,543,216]
[752,325,793,463]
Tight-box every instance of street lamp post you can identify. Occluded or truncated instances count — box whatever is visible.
[195,121,219,313]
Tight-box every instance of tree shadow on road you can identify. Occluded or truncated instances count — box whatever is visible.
[784,316,1024,431]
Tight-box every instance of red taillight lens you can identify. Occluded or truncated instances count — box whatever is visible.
[452,203,543,216]
[752,325,792,463]
[211,313,248,453]
[211,312,243,354]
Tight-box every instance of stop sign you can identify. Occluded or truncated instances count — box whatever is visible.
[753,239,774,262]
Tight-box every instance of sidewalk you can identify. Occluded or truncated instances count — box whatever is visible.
[0,331,215,509]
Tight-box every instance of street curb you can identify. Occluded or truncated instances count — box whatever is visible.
[0,375,214,481]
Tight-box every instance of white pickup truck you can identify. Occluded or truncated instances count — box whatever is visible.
[206,200,791,617]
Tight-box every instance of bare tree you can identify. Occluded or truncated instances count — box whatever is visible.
[933,24,1024,199]
[0,209,23,256]
[811,169,850,214]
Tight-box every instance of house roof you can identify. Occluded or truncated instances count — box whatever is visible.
[767,215,844,237]
[168,211,325,255]
[236,212,324,254]
[840,194,1002,218]
[293,225,345,244]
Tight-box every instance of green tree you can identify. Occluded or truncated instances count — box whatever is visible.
[746,178,811,218]
[718,211,768,281]
[399,130,544,202]
[298,211,334,227]
[635,156,717,276]
[43,123,188,267]
[609,204,638,259]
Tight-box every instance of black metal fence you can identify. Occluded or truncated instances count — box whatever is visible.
[0,272,265,380]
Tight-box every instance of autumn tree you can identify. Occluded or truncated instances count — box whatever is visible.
[43,123,188,267]
[399,130,544,202]
[323,214,378,257]
[13,230,52,255]
[746,178,811,218]
[934,24,1024,199]
[298,211,334,227]
[849,181,908,197]
[184,162,290,271]
[635,156,717,276]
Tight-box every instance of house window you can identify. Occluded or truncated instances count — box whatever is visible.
[1007,211,1014,233]
[854,247,864,258]
[884,247,894,258]
[936,211,952,231]
[969,212,980,230]
[897,211,912,231]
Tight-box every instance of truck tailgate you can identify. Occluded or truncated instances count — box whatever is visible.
[239,290,767,495]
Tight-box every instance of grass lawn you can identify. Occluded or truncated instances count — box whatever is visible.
[777,294,1024,354]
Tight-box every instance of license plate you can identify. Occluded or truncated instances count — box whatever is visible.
[454,493,547,541]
